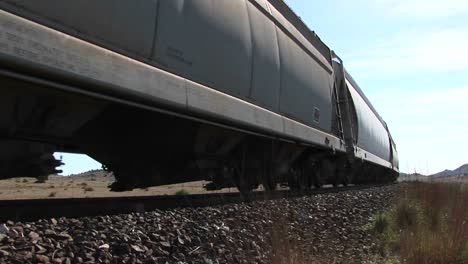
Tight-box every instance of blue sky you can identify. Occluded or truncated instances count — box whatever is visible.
[55,0,468,175]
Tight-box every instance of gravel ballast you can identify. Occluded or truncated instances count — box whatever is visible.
[0,185,398,263]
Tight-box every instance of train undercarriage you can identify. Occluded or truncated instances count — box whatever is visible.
[0,73,397,194]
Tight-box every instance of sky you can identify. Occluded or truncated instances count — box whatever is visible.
[55,0,468,175]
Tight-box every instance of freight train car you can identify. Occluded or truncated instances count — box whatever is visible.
[0,0,398,192]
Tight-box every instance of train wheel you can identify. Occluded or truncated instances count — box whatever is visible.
[234,173,253,195]
[236,180,252,195]
[391,171,399,183]
[234,166,254,196]
[299,169,313,191]
[352,164,366,184]
[262,176,277,192]
[233,148,254,196]
[313,170,324,188]
[290,164,311,191]
[333,167,346,187]
[301,158,316,191]
[332,177,340,187]
[342,173,350,186]
[301,173,313,191]
[261,147,277,192]
[288,168,300,191]
[315,160,333,188]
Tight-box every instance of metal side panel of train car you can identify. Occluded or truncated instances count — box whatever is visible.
[0,7,344,152]
[0,0,336,136]
[346,79,391,164]
[153,0,253,100]
[276,27,333,131]
[246,0,281,111]
[152,0,335,133]
[0,0,158,60]
[263,0,334,131]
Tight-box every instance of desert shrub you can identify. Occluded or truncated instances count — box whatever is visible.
[394,201,419,230]
[83,186,94,192]
[22,179,28,183]
[175,189,190,196]
[374,213,389,235]
[48,192,56,197]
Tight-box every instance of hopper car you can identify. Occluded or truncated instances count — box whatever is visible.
[0,0,398,192]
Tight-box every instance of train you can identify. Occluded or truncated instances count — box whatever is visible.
[0,0,398,193]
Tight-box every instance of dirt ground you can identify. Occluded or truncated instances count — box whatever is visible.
[0,170,237,200]
[3,171,465,200]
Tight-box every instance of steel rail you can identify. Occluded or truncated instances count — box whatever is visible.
[0,183,395,222]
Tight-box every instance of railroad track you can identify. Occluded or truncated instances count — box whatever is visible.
[0,183,395,222]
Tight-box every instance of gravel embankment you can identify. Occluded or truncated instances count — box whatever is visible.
[0,185,398,264]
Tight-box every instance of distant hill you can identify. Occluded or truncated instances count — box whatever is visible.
[430,164,468,177]
[400,172,426,177]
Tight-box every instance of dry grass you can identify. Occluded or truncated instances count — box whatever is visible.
[373,182,468,263]
[264,215,340,264]
[266,215,310,264]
